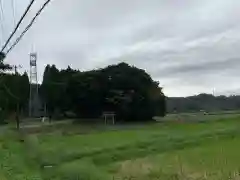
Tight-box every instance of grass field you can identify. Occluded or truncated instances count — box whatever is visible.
[1,113,240,179]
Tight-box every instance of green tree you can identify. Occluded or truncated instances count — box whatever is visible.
[0,72,30,121]
[66,63,166,121]
[40,62,166,121]
[19,72,30,111]
[0,52,11,71]
[0,53,28,126]
[41,65,61,116]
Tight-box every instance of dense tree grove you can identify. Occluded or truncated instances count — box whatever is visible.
[0,54,30,122]
[167,94,240,113]
[0,73,30,117]
[40,63,166,121]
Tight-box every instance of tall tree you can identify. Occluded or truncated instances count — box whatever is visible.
[0,52,11,71]
[40,65,61,116]
[19,72,30,111]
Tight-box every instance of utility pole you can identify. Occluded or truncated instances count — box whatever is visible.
[13,65,22,74]
[14,65,21,129]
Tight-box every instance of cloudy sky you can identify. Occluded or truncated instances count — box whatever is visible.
[1,0,240,97]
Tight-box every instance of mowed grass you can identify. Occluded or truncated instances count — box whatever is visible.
[1,115,240,179]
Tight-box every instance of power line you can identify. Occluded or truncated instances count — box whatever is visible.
[0,0,5,45]
[5,0,52,55]
[1,0,36,52]
[10,0,16,26]
[0,15,3,46]
[0,0,4,24]
[0,20,3,46]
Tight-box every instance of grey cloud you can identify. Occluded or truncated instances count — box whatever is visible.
[154,58,240,78]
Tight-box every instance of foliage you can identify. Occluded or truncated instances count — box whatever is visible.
[167,93,240,113]
[0,52,5,60]
[0,53,22,123]
[0,52,11,72]
[40,63,166,121]
[0,52,5,66]
[0,72,30,117]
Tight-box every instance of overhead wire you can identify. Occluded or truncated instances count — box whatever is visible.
[0,14,3,47]
[0,0,4,21]
[10,0,16,26]
[5,0,52,55]
[1,0,21,101]
[0,0,5,46]
[1,0,36,52]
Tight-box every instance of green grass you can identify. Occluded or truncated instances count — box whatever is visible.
[1,114,240,179]
[111,138,240,180]
[0,132,42,179]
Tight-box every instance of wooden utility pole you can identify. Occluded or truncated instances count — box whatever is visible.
[14,65,22,129]
[16,103,20,129]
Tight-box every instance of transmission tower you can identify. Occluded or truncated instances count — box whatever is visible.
[29,52,39,117]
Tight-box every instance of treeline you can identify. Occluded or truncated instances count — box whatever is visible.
[0,72,30,120]
[40,62,166,121]
[167,93,240,113]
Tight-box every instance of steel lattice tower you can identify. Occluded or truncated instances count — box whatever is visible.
[29,52,38,117]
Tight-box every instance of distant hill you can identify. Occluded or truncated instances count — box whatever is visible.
[167,94,240,113]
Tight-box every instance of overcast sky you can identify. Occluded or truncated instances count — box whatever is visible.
[1,0,240,97]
